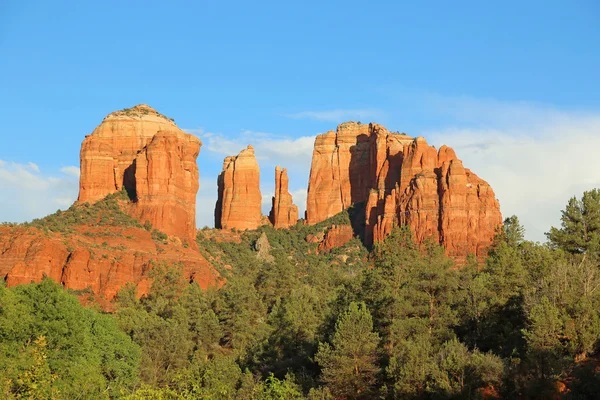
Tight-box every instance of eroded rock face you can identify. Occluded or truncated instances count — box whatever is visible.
[318,225,354,253]
[306,122,412,224]
[269,166,298,229]
[78,104,201,244]
[306,122,502,261]
[0,225,221,308]
[133,131,201,244]
[215,145,262,230]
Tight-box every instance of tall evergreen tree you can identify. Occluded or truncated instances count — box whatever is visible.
[503,215,525,247]
[547,189,600,257]
[315,302,380,399]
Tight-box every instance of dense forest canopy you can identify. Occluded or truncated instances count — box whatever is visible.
[3,190,600,399]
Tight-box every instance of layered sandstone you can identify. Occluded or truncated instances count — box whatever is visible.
[215,145,262,230]
[269,166,299,229]
[78,104,201,244]
[133,131,201,244]
[0,225,221,308]
[306,122,502,260]
[306,122,412,224]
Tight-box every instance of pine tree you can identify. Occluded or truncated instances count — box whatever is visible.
[547,189,600,256]
[315,302,380,399]
[503,215,525,247]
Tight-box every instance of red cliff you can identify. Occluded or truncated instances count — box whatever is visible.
[306,122,502,261]
[78,104,201,244]
[133,131,201,245]
[269,166,299,229]
[0,224,221,308]
[215,145,263,230]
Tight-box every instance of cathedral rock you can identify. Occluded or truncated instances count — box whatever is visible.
[215,145,262,230]
[306,121,502,260]
[78,104,201,244]
[269,166,299,229]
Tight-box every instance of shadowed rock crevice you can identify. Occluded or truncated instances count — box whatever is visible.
[123,160,137,201]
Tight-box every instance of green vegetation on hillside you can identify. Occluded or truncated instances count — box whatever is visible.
[3,190,600,398]
[0,190,174,244]
[0,279,139,399]
[21,190,141,234]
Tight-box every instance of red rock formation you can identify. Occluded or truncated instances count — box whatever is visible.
[318,225,354,252]
[215,145,262,230]
[0,225,221,308]
[306,122,502,261]
[306,122,412,225]
[78,104,201,244]
[394,139,501,261]
[269,166,298,229]
[133,131,201,244]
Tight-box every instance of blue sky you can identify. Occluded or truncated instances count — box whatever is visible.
[1,0,599,241]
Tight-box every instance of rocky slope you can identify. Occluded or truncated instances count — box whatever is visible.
[78,104,200,244]
[0,195,220,307]
[215,145,262,230]
[306,122,502,260]
[269,166,299,229]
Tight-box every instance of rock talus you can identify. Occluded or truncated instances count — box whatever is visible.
[269,166,299,228]
[77,104,201,244]
[215,145,262,230]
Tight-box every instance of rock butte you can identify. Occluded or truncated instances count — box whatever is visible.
[306,121,502,261]
[78,104,201,244]
[215,145,263,230]
[269,166,299,229]
[1,104,221,305]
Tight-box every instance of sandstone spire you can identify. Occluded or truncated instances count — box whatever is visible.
[269,166,299,229]
[215,145,262,230]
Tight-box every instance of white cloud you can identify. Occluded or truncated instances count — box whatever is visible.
[291,188,307,219]
[424,106,600,243]
[27,162,40,173]
[0,162,79,223]
[196,174,218,229]
[187,128,314,227]
[187,128,316,166]
[284,109,384,122]
[60,166,80,177]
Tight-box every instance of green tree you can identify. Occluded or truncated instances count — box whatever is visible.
[385,240,458,352]
[361,226,421,348]
[522,297,567,388]
[260,285,325,376]
[315,302,380,399]
[13,336,59,399]
[547,189,600,257]
[256,373,304,400]
[0,279,139,399]
[503,215,525,247]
